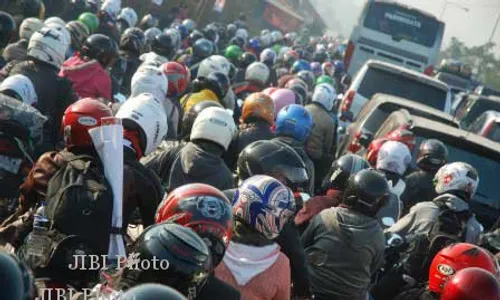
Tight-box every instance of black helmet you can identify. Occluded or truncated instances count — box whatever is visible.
[119,223,211,299]
[151,33,175,59]
[139,14,159,30]
[297,70,315,91]
[343,169,390,217]
[120,27,146,55]
[226,23,237,38]
[238,52,257,69]
[237,140,309,190]
[0,251,35,300]
[312,51,328,63]
[181,101,223,139]
[229,36,245,48]
[22,0,44,19]
[417,139,448,171]
[288,83,307,105]
[0,12,15,49]
[193,38,214,59]
[322,154,371,192]
[203,27,218,43]
[81,34,119,68]
[122,284,187,300]
[204,72,230,100]
[188,29,204,47]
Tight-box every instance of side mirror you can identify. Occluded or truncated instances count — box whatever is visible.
[341,111,354,122]
[382,217,395,227]
[358,131,374,148]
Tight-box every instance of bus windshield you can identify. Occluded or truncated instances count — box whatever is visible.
[363,2,441,47]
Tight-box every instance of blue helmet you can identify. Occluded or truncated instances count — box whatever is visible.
[291,59,311,74]
[175,24,188,40]
[248,38,260,53]
[275,104,313,142]
[333,60,345,76]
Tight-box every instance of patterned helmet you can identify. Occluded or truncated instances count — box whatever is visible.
[434,162,479,200]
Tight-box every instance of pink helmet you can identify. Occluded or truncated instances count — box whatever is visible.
[270,88,295,116]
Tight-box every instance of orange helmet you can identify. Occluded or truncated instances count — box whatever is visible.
[240,92,275,126]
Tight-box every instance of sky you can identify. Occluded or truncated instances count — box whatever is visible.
[310,0,500,49]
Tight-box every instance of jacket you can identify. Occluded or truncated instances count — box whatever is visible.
[401,169,438,214]
[301,206,385,300]
[110,51,141,96]
[3,39,28,63]
[386,193,482,244]
[305,103,336,160]
[140,140,186,188]
[197,273,241,300]
[59,56,112,101]
[10,59,76,156]
[180,89,221,115]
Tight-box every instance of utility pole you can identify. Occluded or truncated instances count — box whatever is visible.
[488,12,500,44]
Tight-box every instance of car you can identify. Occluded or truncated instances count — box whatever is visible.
[474,85,500,97]
[434,71,473,98]
[453,94,500,128]
[338,60,452,127]
[371,114,500,229]
[467,110,500,143]
[337,93,458,157]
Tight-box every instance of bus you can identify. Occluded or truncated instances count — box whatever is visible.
[344,0,445,77]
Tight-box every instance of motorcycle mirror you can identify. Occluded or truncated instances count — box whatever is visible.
[382,217,395,227]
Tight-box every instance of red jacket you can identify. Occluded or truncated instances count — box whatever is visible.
[59,55,112,101]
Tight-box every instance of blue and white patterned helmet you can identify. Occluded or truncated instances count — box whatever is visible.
[233,175,295,239]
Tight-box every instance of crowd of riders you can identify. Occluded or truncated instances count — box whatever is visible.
[0,0,498,299]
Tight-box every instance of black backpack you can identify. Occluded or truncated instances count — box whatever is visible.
[44,151,114,254]
[402,199,472,281]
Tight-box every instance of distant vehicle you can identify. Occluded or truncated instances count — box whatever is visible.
[474,85,500,97]
[338,60,451,126]
[434,59,474,98]
[453,94,500,128]
[337,93,458,157]
[372,114,500,229]
[467,110,500,143]
[344,0,445,76]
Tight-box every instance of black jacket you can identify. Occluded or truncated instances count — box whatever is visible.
[111,51,142,96]
[401,169,438,214]
[10,59,76,157]
[196,273,241,300]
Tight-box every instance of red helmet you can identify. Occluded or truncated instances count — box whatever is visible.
[365,138,389,167]
[62,98,113,148]
[385,128,416,152]
[428,243,498,293]
[162,61,190,97]
[155,183,233,266]
[441,267,500,300]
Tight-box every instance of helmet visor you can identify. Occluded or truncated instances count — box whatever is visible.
[276,165,309,184]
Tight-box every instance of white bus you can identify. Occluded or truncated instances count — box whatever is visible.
[344,0,445,77]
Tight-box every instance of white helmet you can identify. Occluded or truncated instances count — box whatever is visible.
[119,7,138,28]
[245,62,270,84]
[190,107,236,150]
[19,18,43,41]
[116,93,168,155]
[261,29,270,36]
[198,55,231,78]
[182,19,196,32]
[271,30,283,43]
[260,34,272,47]
[164,28,181,47]
[28,27,69,68]
[235,28,248,41]
[139,52,169,66]
[44,17,66,27]
[376,141,411,176]
[0,74,38,106]
[260,48,276,64]
[278,46,291,60]
[44,23,71,46]
[144,27,161,43]
[434,162,479,199]
[101,0,122,18]
[131,65,168,102]
[312,83,337,111]
[151,0,163,6]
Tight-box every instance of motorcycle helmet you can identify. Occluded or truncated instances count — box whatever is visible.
[245,62,270,85]
[271,30,283,44]
[260,48,277,66]
[188,29,204,47]
[310,62,323,78]
[44,16,65,27]
[322,62,334,76]
[66,21,90,52]
[131,65,168,102]
[116,93,168,155]
[323,154,371,191]
[428,243,497,293]
[192,72,230,101]
[241,93,275,125]
[193,38,214,60]
[120,27,146,55]
[190,107,236,151]
[441,267,500,300]
[182,19,196,33]
[275,104,313,142]
[297,70,315,91]
[233,175,295,239]
[78,12,99,33]
[62,98,113,149]
[156,183,233,266]
[118,7,138,28]
[121,223,211,299]
[181,101,223,139]
[81,34,119,68]
[203,27,219,44]
[175,24,189,40]
[342,169,390,217]
[376,141,412,176]
[238,52,257,69]
[229,36,245,49]
[197,55,232,78]
[291,59,312,74]
[235,28,249,41]
[22,0,45,19]
[247,38,260,53]
[285,80,308,105]
[312,83,337,111]
[366,138,389,167]
[0,74,38,106]
[28,27,69,68]
[0,251,35,300]
[139,14,159,30]
[315,75,335,88]
[434,162,479,200]
[19,17,43,41]
[224,45,243,63]
[122,284,187,300]
[312,51,328,63]
[164,28,181,51]
[162,62,190,97]
[144,27,161,45]
[333,60,345,76]
[270,89,296,116]
[417,139,448,171]
[283,50,299,68]
[151,33,175,59]
[385,128,416,152]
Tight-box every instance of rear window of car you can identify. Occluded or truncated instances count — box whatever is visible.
[363,105,393,133]
[460,99,500,128]
[358,68,448,111]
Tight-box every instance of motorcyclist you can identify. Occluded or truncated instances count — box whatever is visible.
[215,175,295,300]
[387,162,483,244]
[116,7,138,34]
[366,128,416,167]
[440,267,500,300]
[234,51,257,84]
[95,0,120,42]
[181,71,229,113]
[224,44,243,66]
[78,12,100,34]
[259,48,278,86]
[65,21,90,58]
[2,17,42,64]
[232,62,270,101]
[273,104,315,195]
[162,61,190,136]
[305,83,337,188]
[269,88,296,116]
[130,65,167,104]
[401,139,449,214]
[301,169,389,300]
[59,34,119,102]
[0,12,16,69]
[184,38,215,74]
[155,183,240,300]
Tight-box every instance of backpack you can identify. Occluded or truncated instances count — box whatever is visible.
[44,151,114,254]
[402,199,472,281]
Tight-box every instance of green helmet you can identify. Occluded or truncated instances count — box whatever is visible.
[272,44,282,55]
[78,12,99,33]
[224,45,243,62]
[316,75,335,87]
